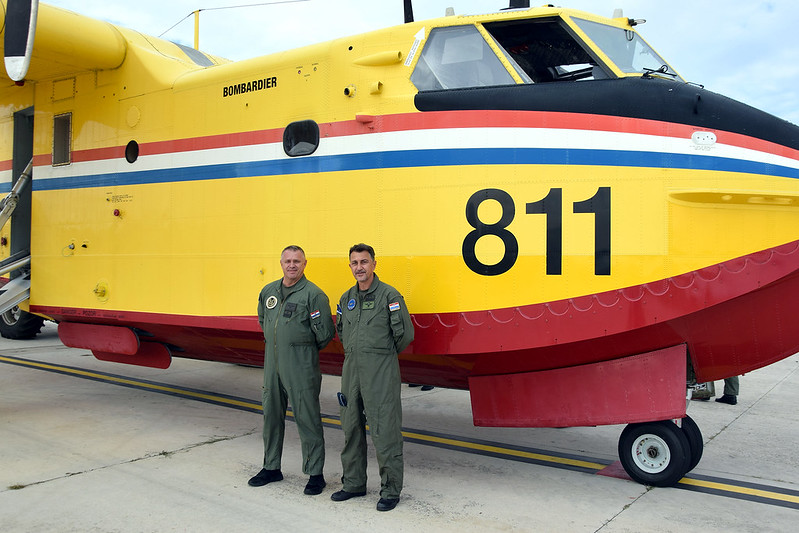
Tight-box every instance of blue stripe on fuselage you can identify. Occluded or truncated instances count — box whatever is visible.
[19,147,799,192]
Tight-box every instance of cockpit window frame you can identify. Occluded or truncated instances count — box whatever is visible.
[409,14,681,90]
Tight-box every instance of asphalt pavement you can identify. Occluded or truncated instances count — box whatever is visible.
[1,323,797,532]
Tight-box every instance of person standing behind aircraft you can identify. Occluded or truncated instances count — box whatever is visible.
[716,376,739,405]
[331,243,414,512]
[249,245,335,495]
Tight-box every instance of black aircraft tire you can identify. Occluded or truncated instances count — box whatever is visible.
[0,306,45,339]
[618,420,692,487]
[680,415,704,473]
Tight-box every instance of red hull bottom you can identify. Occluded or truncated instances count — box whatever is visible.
[42,241,799,397]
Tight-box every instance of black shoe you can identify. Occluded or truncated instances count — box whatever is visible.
[330,489,367,502]
[420,385,434,391]
[248,468,283,487]
[304,474,326,495]
[716,394,737,405]
[376,497,399,511]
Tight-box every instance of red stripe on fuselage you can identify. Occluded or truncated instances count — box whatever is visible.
[16,111,798,171]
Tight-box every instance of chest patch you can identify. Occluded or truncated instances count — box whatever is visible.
[283,302,297,318]
[362,294,376,310]
[347,298,356,311]
[266,295,278,309]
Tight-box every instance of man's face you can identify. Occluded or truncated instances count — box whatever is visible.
[349,251,376,286]
[280,249,307,286]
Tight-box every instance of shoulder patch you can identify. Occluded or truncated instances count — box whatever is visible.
[311,309,321,319]
[389,301,400,312]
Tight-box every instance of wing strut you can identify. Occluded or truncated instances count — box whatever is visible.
[0,158,33,230]
[0,158,33,315]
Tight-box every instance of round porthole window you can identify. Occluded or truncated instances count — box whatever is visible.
[125,140,139,163]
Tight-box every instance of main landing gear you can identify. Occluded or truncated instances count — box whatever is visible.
[617,416,703,487]
[0,305,44,339]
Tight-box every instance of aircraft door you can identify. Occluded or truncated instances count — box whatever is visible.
[0,106,43,340]
[11,107,34,262]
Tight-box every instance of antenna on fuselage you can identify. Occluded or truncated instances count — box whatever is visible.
[504,0,530,9]
[404,0,414,23]
[160,0,310,50]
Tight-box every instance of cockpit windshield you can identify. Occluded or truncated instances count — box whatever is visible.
[410,15,682,91]
[570,18,683,81]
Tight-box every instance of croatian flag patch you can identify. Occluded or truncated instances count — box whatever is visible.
[388,302,400,312]
[311,310,321,319]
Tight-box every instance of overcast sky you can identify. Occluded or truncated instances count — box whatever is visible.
[40,0,799,125]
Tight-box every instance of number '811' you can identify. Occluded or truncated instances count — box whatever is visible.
[462,187,611,276]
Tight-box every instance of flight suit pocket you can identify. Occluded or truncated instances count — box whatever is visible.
[389,310,405,346]
[284,301,314,345]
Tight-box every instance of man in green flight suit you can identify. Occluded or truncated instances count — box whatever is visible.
[248,245,335,495]
[330,243,414,512]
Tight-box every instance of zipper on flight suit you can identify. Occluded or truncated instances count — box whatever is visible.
[273,294,287,376]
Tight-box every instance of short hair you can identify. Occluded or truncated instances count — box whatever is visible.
[282,245,305,257]
[349,243,375,260]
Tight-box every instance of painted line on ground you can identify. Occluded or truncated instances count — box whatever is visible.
[2,353,797,509]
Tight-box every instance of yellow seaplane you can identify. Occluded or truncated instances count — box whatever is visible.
[2,0,799,486]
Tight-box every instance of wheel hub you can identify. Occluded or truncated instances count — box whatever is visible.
[1,306,21,326]
[632,435,670,473]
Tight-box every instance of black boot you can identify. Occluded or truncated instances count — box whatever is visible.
[377,497,400,511]
[715,394,737,405]
[304,474,326,495]
[331,489,367,501]
[248,468,283,487]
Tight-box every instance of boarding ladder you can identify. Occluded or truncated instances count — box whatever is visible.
[0,159,32,315]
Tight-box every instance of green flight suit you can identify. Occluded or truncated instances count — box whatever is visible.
[258,275,335,475]
[336,274,414,499]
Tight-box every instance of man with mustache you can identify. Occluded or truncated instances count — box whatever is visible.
[331,243,414,512]
[249,245,335,496]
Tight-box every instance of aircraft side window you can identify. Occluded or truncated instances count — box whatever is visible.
[410,26,515,91]
[52,113,72,166]
[283,120,319,157]
[125,140,139,163]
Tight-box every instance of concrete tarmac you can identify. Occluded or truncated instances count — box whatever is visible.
[1,323,797,532]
